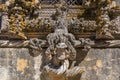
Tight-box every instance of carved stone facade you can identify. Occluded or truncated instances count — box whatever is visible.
[0,0,120,80]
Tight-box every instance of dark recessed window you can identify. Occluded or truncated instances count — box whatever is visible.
[65,0,83,5]
[0,13,2,29]
[41,0,60,5]
[41,0,83,5]
[2,0,6,4]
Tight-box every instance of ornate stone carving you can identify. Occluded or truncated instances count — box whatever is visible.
[30,1,85,79]
[0,1,120,80]
[0,0,119,40]
[96,8,114,39]
[37,5,78,80]
[0,0,41,39]
[0,40,29,47]
[110,16,120,33]
[94,0,119,39]
[68,18,97,32]
[29,38,46,51]
[0,39,120,48]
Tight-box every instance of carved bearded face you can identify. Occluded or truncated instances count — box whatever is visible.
[56,43,68,61]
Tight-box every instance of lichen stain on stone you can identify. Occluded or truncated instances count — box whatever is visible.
[0,67,9,80]
[92,66,97,70]
[85,57,92,61]
[48,73,65,80]
[88,67,92,70]
[17,58,28,74]
[96,60,103,68]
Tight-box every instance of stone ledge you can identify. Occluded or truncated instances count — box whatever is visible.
[0,32,120,40]
[0,40,120,48]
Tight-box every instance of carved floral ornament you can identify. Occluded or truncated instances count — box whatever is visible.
[0,0,120,79]
[0,0,120,39]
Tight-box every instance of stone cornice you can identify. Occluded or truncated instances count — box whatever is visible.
[0,32,120,39]
[0,39,120,48]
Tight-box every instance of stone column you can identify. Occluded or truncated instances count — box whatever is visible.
[1,13,9,32]
[114,0,120,6]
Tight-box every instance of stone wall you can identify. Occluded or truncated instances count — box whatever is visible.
[114,0,120,6]
[0,48,119,80]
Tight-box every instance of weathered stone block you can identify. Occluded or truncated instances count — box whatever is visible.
[0,48,119,80]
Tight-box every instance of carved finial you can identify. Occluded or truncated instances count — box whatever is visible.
[95,0,117,39]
